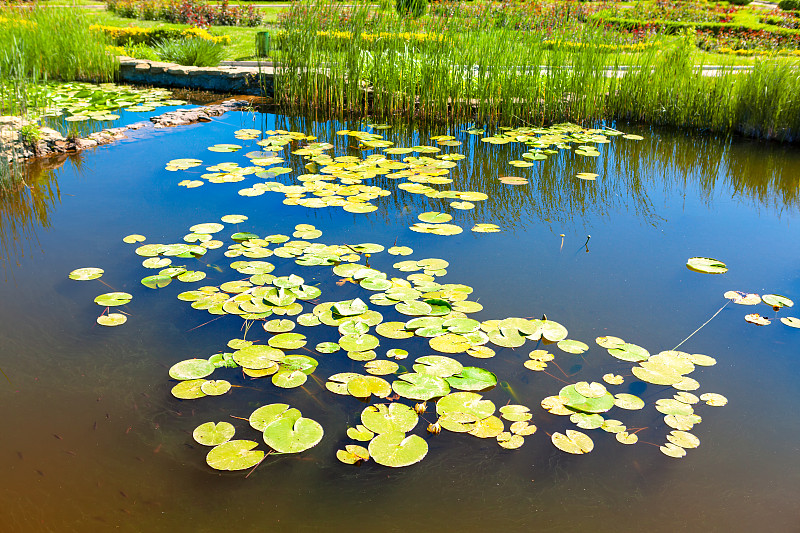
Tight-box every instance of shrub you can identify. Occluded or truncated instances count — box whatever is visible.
[91,24,231,46]
[728,0,752,5]
[152,37,226,66]
[395,0,426,18]
[779,0,800,10]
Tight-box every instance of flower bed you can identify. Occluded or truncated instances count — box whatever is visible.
[91,24,231,45]
[105,0,263,27]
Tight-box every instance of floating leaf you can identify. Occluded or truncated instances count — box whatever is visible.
[262,416,324,454]
[193,422,235,446]
[206,440,264,470]
[616,431,638,444]
[614,393,645,410]
[429,333,471,353]
[552,430,593,454]
[413,355,463,378]
[557,339,589,354]
[337,445,370,465]
[141,274,172,289]
[200,380,231,396]
[361,403,418,434]
[603,373,624,385]
[392,373,450,401]
[268,333,307,350]
[446,367,498,391]
[744,313,771,326]
[724,291,761,305]
[668,430,700,449]
[686,257,728,274]
[346,375,391,398]
[169,358,214,380]
[660,442,686,458]
[700,393,728,406]
[69,267,104,281]
[97,313,127,326]
[781,317,800,328]
[762,294,794,309]
[94,292,132,306]
[171,379,207,399]
[368,431,428,467]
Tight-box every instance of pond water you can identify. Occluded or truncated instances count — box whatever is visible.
[1,109,799,532]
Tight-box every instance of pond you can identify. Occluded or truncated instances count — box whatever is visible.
[1,108,799,532]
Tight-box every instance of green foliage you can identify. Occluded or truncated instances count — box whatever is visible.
[18,123,42,145]
[727,0,752,5]
[396,0,427,18]
[152,37,226,67]
[272,0,800,142]
[0,6,117,82]
[779,0,800,10]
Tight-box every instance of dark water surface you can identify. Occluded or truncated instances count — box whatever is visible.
[1,111,799,532]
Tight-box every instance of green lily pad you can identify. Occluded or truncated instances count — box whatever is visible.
[608,343,649,362]
[361,403,418,434]
[347,375,392,398]
[268,333,307,350]
[262,416,324,454]
[97,313,127,326]
[557,339,589,354]
[206,440,264,470]
[368,431,428,468]
[445,367,498,391]
[559,384,614,414]
[412,355,463,377]
[339,334,379,352]
[141,274,172,289]
[418,212,452,223]
[171,379,207,399]
[249,403,301,431]
[614,393,645,410]
[94,292,132,306]
[686,257,728,274]
[69,267,104,281]
[193,422,235,446]
[169,358,215,380]
[392,373,450,401]
[272,369,308,388]
[177,270,206,283]
[762,294,794,308]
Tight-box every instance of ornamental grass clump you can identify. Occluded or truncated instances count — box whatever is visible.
[153,37,226,67]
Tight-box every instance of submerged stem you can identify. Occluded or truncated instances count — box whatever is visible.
[672,300,730,351]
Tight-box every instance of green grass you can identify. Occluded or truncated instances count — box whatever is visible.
[87,10,282,60]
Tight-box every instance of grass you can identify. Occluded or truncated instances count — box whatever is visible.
[272,0,800,141]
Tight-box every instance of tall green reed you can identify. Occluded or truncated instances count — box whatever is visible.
[274,0,800,142]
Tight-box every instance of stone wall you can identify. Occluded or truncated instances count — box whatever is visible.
[117,56,274,96]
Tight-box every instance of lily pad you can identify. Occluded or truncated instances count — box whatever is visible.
[392,373,450,401]
[445,367,498,391]
[169,358,215,380]
[97,313,127,326]
[686,257,728,274]
[262,416,323,454]
[361,403,418,434]
[368,431,428,468]
[193,422,235,446]
[206,440,264,470]
[69,267,104,281]
[94,292,132,306]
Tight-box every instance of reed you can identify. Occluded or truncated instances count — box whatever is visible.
[272,0,800,142]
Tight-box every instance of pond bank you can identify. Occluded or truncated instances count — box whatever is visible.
[1,99,249,163]
[118,56,273,96]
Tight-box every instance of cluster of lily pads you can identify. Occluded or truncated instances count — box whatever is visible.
[686,257,798,328]
[65,118,774,471]
[69,213,738,469]
[164,122,648,234]
[41,81,185,123]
